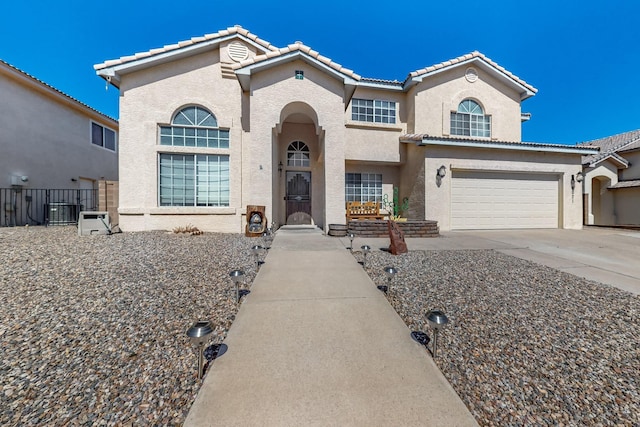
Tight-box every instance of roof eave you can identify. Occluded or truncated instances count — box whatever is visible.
[403,137,599,155]
[234,50,359,92]
[404,56,537,100]
[94,33,271,88]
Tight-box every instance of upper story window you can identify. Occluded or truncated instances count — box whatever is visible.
[351,98,396,124]
[450,99,491,137]
[160,106,229,148]
[287,141,310,167]
[91,122,117,151]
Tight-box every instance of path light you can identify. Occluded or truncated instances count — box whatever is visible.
[262,231,273,250]
[361,245,371,268]
[186,320,214,380]
[379,266,398,293]
[251,245,263,270]
[426,310,449,358]
[229,269,244,303]
[348,233,355,251]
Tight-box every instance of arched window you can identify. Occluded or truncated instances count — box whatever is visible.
[450,99,491,137]
[158,106,230,207]
[287,141,310,167]
[160,106,229,148]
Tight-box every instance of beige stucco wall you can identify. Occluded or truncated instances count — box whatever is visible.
[407,145,583,230]
[116,49,244,232]
[0,69,117,189]
[410,66,523,141]
[619,150,640,180]
[614,187,640,225]
[583,162,618,225]
[248,59,347,229]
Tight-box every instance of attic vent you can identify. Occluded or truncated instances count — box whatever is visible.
[228,42,249,62]
[465,67,478,83]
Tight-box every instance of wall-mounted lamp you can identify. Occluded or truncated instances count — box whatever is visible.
[437,165,447,178]
[278,161,283,176]
[571,174,576,191]
[576,171,583,183]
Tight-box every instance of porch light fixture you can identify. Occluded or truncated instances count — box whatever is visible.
[571,174,576,191]
[380,266,398,294]
[426,310,449,358]
[251,245,263,270]
[348,233,355,251]
[186,320,214,380]
[361,245,371,268]
[576,171,584,183]
[229,269,245,303]
[437,165,447,178]
[278,161,283,176]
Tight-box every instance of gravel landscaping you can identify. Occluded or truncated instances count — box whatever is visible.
[360,248,640,426]
[1,226,639,426]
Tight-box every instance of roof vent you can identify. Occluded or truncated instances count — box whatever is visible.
[465,67,478,83]
[228,42,249,62]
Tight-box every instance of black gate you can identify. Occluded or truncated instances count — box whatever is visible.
[0,188,97,227]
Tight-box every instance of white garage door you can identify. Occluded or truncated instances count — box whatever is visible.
[451,171,559,229]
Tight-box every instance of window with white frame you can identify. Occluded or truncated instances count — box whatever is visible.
[91,122,117,151]
[160,106,229,148]
[159,154,229,207]
[450,99,491,137]
[351,98,396,124]
[345,173,382,202]
[287,141,310,167]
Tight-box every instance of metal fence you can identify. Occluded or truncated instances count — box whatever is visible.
[0,188,98,227]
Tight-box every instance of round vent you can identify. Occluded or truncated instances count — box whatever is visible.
[228,42,249,62]
[465,67,478,83]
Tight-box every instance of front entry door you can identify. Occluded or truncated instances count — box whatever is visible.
[285,171,311,224]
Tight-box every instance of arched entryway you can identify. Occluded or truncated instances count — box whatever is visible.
[591,176,615,225]
[273,102,325,227]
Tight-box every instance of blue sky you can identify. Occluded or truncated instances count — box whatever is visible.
[1,0,638,145]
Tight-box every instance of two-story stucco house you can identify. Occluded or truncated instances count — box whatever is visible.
[1,59,118,226]
[580,129,640,226]
[94,25,597,233]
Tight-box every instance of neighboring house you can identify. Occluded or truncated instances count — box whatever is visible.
[0,59,118,226]
[580,129,640,226]
[94,25,596,233]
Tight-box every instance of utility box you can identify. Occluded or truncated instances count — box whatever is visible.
[78,211,110,236]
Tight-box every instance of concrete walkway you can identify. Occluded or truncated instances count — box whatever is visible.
[184,227,477,426]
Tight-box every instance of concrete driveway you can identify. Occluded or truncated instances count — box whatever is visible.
[351,228,640,295]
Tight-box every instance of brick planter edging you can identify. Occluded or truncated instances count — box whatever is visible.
[347,220,439,238]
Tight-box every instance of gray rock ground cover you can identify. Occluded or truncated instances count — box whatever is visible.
[360,249,640,426]
[1,226,638,426]
[0,227,258,426]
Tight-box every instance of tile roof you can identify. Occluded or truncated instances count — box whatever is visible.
[95,27,536,97]
[407,51,538,95]
[1,59,117,123]
[579,128,640,165]
[400,134,597,153]
[93,25,278,71]
[609,179,640,189]
[231,41,362,80]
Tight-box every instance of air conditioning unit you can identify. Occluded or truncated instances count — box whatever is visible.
[78,211,110,236]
